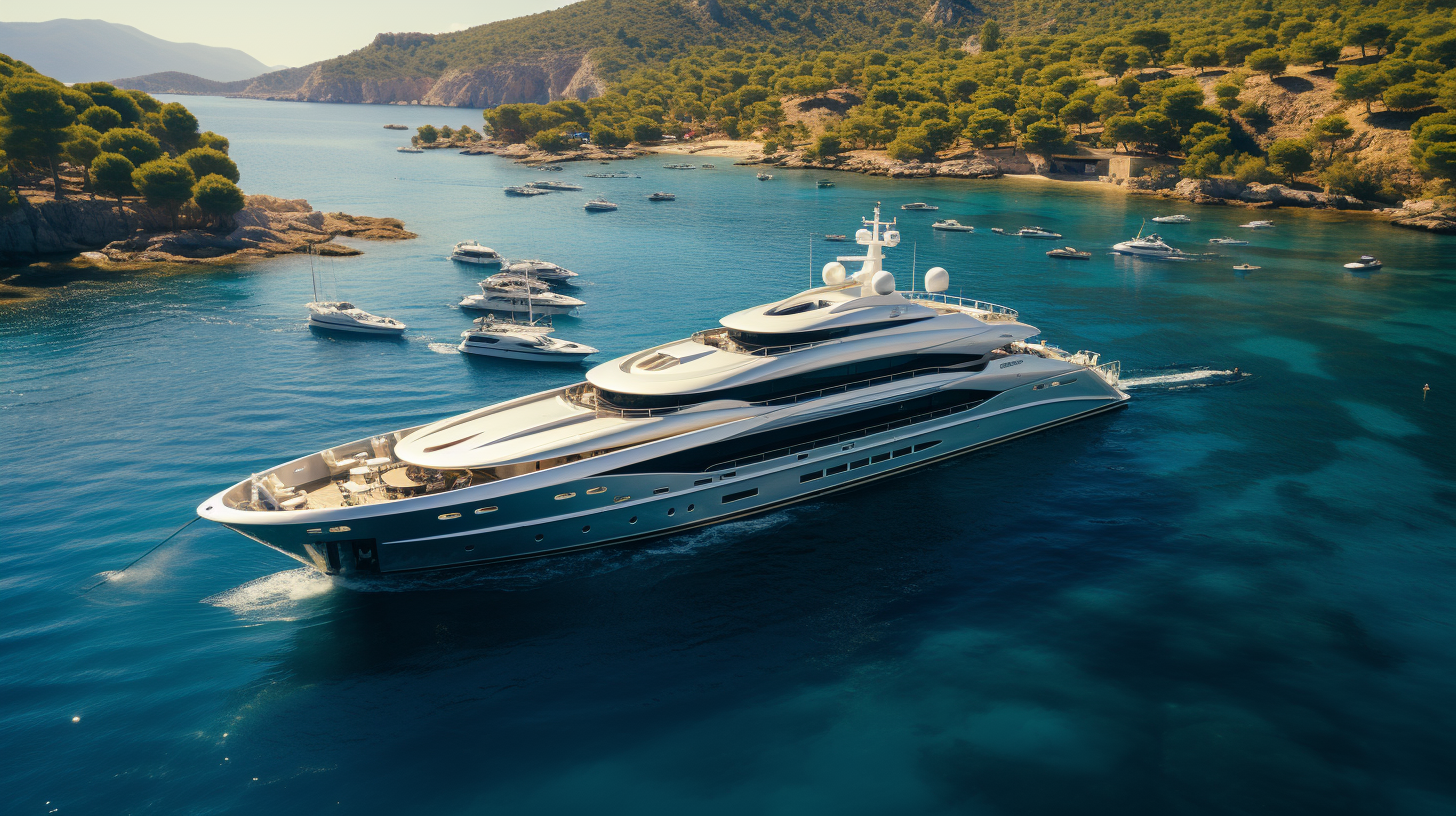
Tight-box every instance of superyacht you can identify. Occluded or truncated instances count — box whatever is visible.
[199,206,1128,575]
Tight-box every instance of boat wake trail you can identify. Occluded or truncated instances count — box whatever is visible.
[1120,368,1247,389]
[202,568,332,621]
[427,342,460,355]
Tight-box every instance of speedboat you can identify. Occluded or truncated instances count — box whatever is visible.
[1152,214,1191,224]
[700,164,715,169]
[1233,263,1261,271]
[505,186,551,197]
[459,286,585,315]
[306,302,406,335]
[200,204,1129,576]
[482,273,552,294]
[449,241,504,265]
[901,202,939,211]
[459,316,597,363]
[1046,247,1091,260]
[824,234,848,241]
[990,227,1006,234]
[584,198,618,211]
[1112,232,1194,260]
[1343,255,1382,270]
[396,146,423,153]
[585,172,636,178]
[539,165,563,171]
[383,124,408,130]
[817,179,835,188]
[932,219,974,232]
[756,172,774,180]
[526,180,584,191]
[648,192,676,201]
[1208,237,1248,245]
[1013,226,1062,239]
[663,163,697,170]
[1239,219,1275,229]
[503,260,579,284]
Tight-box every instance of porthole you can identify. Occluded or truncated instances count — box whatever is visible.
[474,506,497,514]
[720,472,736,479]
[694,478,713,486]
[534,533,544,541]
[306,528,323,534]
[613,495,631,503]
[629,516,638,524]
[582,525,591,533]
[687,504,695,512]
[586,487,607,495]
[438,512,461,520]
[796,453,808,460]
[667,508,675,516]
[328,526,351,533]
[555,492,576,500]
[653,487,670,495]
[464,545,475,552]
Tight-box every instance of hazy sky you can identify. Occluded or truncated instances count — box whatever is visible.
[8,2,576,67]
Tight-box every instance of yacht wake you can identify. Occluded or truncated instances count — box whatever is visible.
[202,568,333,621]
[1120,369,1245,388]
[427,342,460,355]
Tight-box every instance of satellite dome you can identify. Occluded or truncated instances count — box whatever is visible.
[870,270,895,296]
[821,262,846,285]
[884,230,900,247]
[925,266,949,293]
[855,228,872,242]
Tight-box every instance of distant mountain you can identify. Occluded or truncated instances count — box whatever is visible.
[0,18,278,83]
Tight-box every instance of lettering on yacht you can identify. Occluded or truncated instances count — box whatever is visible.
[999,359,1024,369]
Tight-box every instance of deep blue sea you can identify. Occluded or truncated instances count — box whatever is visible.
[2,95,1454,815]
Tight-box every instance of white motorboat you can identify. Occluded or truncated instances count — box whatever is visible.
[1239,219,1275,229]
[505,186,551,197]
[663,163,697,170]
[396,145,423,153]
[1013,226,1062,239]
[585,172,636,178]
[458,316,597,363]
[483,273,553,293]
[931,219,974,232]
[449,241,504,265]
[202,204,1128,576]
[1343,255,1382,270]
[383,124,408,130]
[1233,263,1261,271]
[647,192,676,201]
[303,247,405,335]
[460,287,585,315]
[526,180,584,191]
[1208,237,1249,245]
[1152,214,1191,224]
[816,179,835,188]
[1112,231,1196,260]
[756,172,774,180]
[901,202,939,211]
[503,260,579,283]
[584,198,618,211]
[1046,247,1091,260]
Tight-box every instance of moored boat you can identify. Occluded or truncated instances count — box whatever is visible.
[931,219,974,232]
[1343,255,1382,270]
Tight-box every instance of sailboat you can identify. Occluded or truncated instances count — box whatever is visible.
[304,245,406,335]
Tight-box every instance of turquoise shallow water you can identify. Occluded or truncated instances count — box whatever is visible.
[2,95,1454,815]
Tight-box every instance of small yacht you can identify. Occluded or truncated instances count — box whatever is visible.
[824,234,848,242]
[990,227,1006,234]
[1233,263,1261,271]
[585,171,635,179]
[700,164,715,169]
[663,163,697,170]
[901,202,939,211]
[931,219,974,232]
[483,273,553,294]
[756,172,774,180]
[505,186,551,197]
[396,145,423,153]
[526,180,584,191]
[647,192,676,201]
[449,241,504,265]
[201,204,1128,575]
[1208,237,1249,245]
[1239,219,1275,229]
[1046,247,1091,260]
[307,302,407,335]
[1152,214,1191,224]
[459,316,598,363]
[1112,232,1194,260]
[817,179,835,188]
[460,285,585,315]
[539,165,564,171]
[1013,226,1062,239]
[1343,255,1382,270]
[503,260,579,284]
[383,124,408,130]
[584,198,618,211]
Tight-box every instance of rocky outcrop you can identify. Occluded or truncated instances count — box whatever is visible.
[1386,199,1456,234]
[421,54,602,107]
[688,0,726,25]
[459,142,644,164]
[923,0,977,26]
[296,74,437,105]
[1238,182,1366,209]
[0,194,412,266]
[780,151,1005,179]
[1173,177,1246,200]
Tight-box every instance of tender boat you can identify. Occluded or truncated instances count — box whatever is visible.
[931,219,974,232]
[990,227,1006,234]
[200,205,1128,576]
[585,172,636,178]
[459,316,597,363]
[307,302,407,335]
[647,192,676,201]
[584,198,618,211]
[539,165,564,171]
[700,164,715,169]
[383,124,408,130]
[756,172,774,180]
[663,163,697,170]
[505,186,551,197]
[1152,214,1191,224]
[1013,226,1062,239]
[1208,237,1249,245]
[459,285,585,315]
[1239,219,1275,229]
[449,241,504,266]
[1112,231,1196,260]
[396,146,423,153]
[817,179,835,188]
[503,260,580,284]
[1046,247,1091,260]
[901,202,939,211]
[1343,255,1382,270]
[1232,263,1261,271]
[526,180,584,191]
[824,234,848,242]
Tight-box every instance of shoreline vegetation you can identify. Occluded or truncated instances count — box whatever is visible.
[0,54,414,288]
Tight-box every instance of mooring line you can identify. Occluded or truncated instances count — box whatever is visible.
[81,516,201,594]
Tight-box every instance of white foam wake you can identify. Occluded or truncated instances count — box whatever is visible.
[202,568,332,620]
[427,342,459,355]
[1120,369,1234,388]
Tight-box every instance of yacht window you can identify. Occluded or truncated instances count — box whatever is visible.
[582,525,591,533]
[470,336,501,343]
[613,495,631,503]
[722,488,759,503]
[871,452,891,464]
[535,533,544,541]
[687,504,695,512]
[555,492,576,500]
[475,506,498,514]
[667,508,675,516]
[726,317,932,350]
[801,470,824,482]
[629,516,638,523]
[913,440,941,452]
[892,447,912,458]
[438,513,461,520]
[306,528,323,534]
[827,463,848,475]
[654,487,670,495]
[694,478,713,486]
[329,526,351,533]
[851,458,870,469]
[721,471,736,479]
[586,486,607,494]
[766,299,831,316]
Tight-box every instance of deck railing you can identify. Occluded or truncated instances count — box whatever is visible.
[690,327,838,357]
[901,291,1019,321]
[1092,360,1122,386]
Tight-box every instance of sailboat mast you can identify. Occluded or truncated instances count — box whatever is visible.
[309,244,319,302]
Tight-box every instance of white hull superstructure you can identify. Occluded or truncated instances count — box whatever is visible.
[460,289,584,315]
[307,302,407,335]
[1112,231,1201,260]
[458,317,597,362]
[449,241,504,265]
[503,260,579,284]
[201,206,1128,576]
